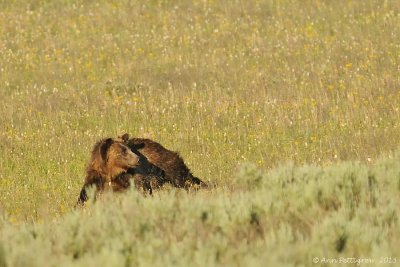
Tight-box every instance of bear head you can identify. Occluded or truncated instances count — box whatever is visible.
[88,137,140,181]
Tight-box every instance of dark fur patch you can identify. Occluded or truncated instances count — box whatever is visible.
[100,138,114,162]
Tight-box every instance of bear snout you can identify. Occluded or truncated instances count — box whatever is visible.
[125,150,140,167]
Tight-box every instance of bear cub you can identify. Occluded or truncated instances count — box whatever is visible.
[120,133,207,190]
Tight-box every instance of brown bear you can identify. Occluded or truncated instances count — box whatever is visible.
[120,133,208,190]
[76,137,166,205]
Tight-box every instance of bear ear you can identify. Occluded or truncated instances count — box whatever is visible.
[100,138,114,162]
[120,133,130,142]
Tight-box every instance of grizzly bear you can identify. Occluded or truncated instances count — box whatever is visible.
[76,137,166,205]
[120,133,208,190]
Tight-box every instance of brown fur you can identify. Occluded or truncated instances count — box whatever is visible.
[120,133,207,190]
[76,137,140,205]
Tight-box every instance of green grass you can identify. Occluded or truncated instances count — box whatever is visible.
[0,0,399,265]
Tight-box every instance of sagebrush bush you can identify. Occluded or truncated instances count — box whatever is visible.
[1,153,400,266]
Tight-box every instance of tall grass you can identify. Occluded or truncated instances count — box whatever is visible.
[1,0,399,221]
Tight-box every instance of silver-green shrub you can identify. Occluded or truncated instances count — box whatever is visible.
[1,153,399,266]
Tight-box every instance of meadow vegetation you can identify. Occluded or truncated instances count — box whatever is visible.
[0,0,399,266]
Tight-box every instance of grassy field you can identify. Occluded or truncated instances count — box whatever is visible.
[0,0,399,266]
